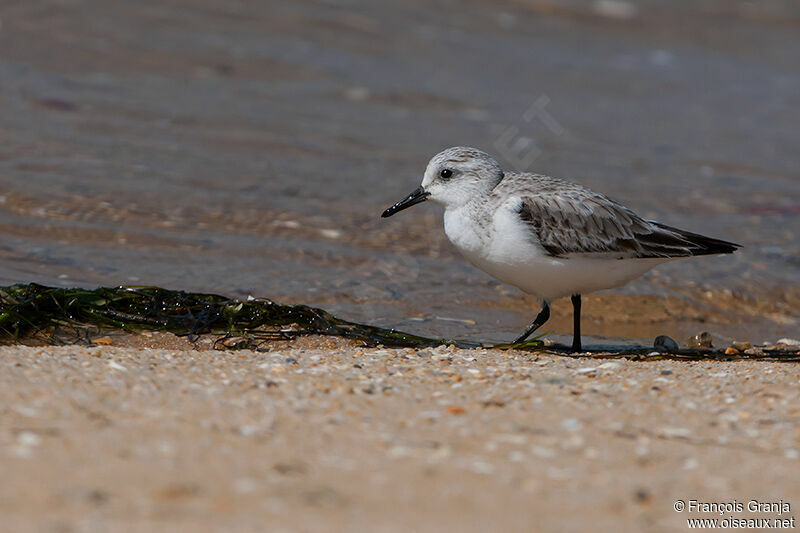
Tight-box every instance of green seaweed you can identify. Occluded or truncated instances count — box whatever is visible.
[1,284,796,361]
[0,283,485,349]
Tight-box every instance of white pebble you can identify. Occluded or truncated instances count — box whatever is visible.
[530,446,556,459]
[273,220,300,229]
[17,431,41,447]
[108,360,127,371]
[660,427,691,439]
[13,406,38,418]
[238,425,258,437]
[319,228,342,239]
[593,0,637,19]
[508,451,525,462]
[388,446,411,458]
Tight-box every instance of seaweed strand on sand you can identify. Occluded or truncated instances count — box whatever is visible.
[0,283,476,349]
[0,284,796,360]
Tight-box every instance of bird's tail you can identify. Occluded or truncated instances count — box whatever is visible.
[652,222,740,256]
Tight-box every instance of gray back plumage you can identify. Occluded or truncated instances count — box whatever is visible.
[492,173,739,259]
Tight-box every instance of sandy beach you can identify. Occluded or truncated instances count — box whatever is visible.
[2,334,799,531]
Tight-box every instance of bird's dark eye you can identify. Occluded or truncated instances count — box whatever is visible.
[440,168,453,179]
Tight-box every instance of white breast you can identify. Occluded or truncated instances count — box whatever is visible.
[443,198,668,302]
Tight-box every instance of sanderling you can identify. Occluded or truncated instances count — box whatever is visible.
[381,146,739,351]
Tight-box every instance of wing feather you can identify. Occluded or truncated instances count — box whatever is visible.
[517,192,739,259]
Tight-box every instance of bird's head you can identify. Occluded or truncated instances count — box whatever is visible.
[381,147,504,217]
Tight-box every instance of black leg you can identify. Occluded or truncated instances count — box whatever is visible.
[571,294,582,352]
[512,302,550,344]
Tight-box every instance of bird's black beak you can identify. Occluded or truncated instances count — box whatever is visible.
[381,186,430,218]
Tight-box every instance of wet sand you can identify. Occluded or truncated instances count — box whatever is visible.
[2,335,799,531]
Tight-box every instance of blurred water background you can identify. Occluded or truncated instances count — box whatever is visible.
[1,0,798,344]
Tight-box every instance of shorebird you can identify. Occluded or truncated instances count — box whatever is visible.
[381,147,739,351]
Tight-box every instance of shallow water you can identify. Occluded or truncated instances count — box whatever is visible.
[1,0,798,344]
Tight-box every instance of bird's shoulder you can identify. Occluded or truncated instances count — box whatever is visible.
[491,171,584,196]
[490,171,631,222]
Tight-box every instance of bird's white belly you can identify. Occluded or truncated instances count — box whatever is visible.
[443,206,668,302]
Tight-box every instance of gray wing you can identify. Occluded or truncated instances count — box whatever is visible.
[517,191,739,259]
